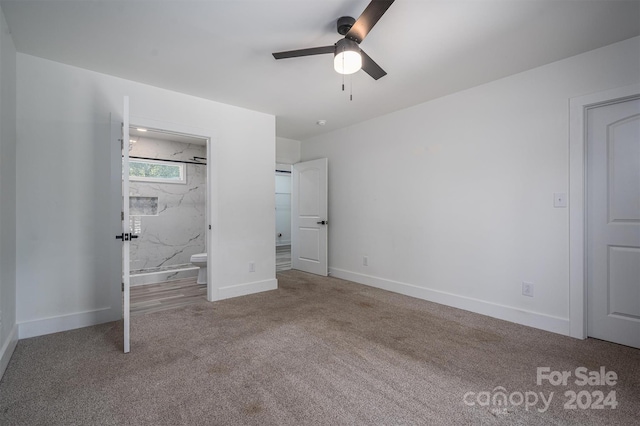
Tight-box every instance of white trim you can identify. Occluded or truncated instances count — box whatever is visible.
[568,84,640,339]
[18,307,115,339]
[0,324,18,380]
[330,268,570,336]
[206,132,214,301]
[123,97,131,354]
[216,279,278,301]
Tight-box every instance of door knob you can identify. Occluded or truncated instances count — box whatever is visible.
[316,220,328,225]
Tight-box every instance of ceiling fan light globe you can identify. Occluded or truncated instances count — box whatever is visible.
[334,51,362,75]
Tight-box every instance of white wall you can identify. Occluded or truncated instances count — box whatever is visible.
[16,54,276,338]
[276,137,301,164]
[301,36,640,336]
[0,7,18,378]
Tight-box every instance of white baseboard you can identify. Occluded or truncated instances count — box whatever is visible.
[330,268,571,336]
[18,307,119,339]
[0,324,18,380]
[217,278,278,301]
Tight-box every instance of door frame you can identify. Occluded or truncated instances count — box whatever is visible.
[124,115,219,302]
[568,83,640,339]
[275,167,292,248]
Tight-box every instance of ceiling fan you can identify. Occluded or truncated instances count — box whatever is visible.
[272,0,395,80]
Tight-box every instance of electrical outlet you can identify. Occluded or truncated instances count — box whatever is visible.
[249,261,255,272]
[522,282,534,297]
[363,256,368,266]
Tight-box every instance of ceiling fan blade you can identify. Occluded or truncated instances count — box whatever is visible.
[360,50,387,80]
[346,0,395,43]
[272,45,335,60]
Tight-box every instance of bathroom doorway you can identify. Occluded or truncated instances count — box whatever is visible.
[126,126,210,315]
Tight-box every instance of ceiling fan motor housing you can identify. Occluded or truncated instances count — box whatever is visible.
[337,16,356,36]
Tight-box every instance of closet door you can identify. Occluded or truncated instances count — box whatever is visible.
[586,97,640,349]
[291,158,328,276]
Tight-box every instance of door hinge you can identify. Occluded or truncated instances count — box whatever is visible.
[121,282,124,291]
[121,211,124,221]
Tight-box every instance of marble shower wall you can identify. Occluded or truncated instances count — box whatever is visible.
[128,136,206,274]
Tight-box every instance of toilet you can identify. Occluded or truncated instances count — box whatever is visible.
[190,253,207,284]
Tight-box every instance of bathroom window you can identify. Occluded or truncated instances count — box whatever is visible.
[129,159,186,184]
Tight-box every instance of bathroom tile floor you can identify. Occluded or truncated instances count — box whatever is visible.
[130,277,207,316]
[131,246,290,316]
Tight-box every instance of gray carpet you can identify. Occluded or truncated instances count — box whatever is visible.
[1,270,639,425]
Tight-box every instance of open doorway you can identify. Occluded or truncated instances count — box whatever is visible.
[274,159,329,276]
[276,165,292,272]
[126,126,210,315]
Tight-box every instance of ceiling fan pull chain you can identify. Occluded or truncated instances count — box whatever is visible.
[350,74,353,101]
[342,47,345,92]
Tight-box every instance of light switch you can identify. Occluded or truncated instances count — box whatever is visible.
[553,193,567,208]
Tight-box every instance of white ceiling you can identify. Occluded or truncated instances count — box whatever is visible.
[2,0,639,140]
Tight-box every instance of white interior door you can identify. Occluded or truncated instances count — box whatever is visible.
[120,96,131,353]
[292,158,328,276]
[587,96,640,349]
